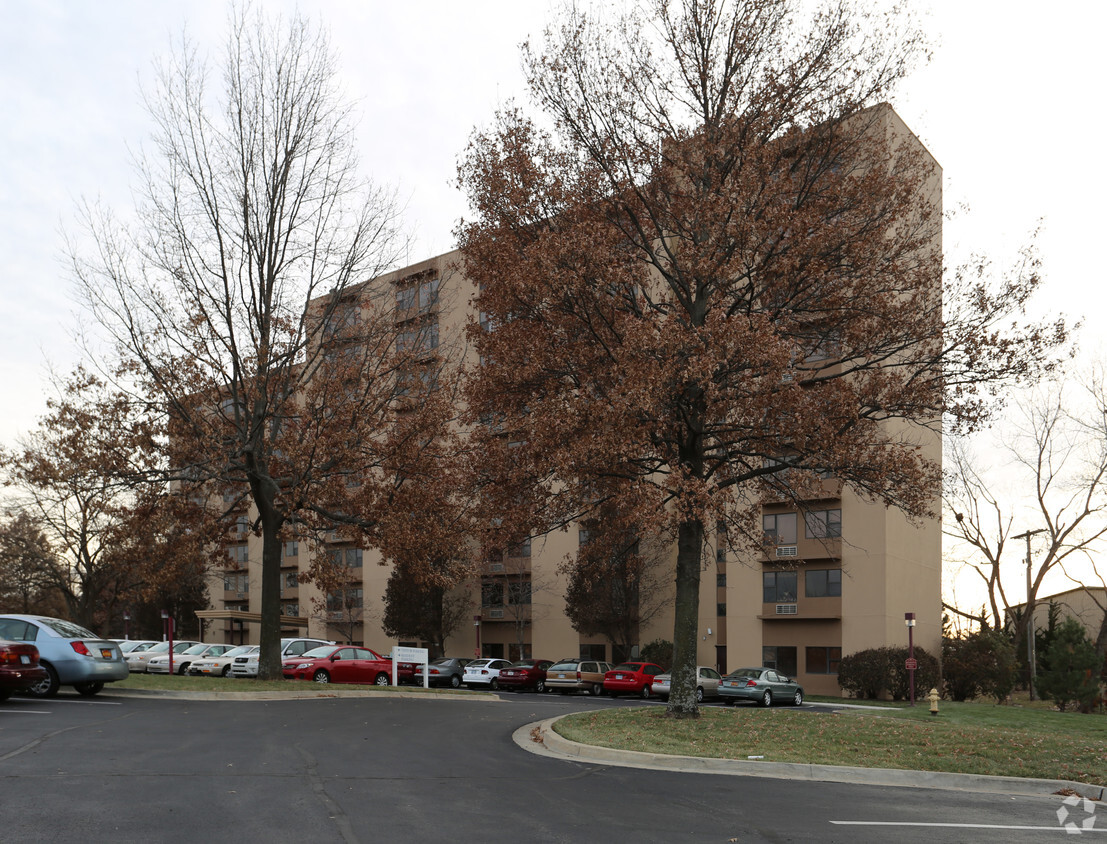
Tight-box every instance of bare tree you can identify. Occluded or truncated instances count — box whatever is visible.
[70,8,411,677]
[0,512,65,616]
[944,382,1107,685]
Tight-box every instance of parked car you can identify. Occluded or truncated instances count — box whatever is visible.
[0,640,49,701]
[496,659,555,693]
[462,658,513,690]
[0,615,128,697]
[229,637,334,678]
[125,640,202,673]
[282,646,396,685]
[545,659,614,695]
[115,639,159,655]
[147,643,234,675]
[188,645,258,677]
[410,657,471,688]
[651,666,723,703]
[719,667,804,707]
[602,662,665,698]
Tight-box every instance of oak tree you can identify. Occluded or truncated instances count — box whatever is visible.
[458,0,1065,715]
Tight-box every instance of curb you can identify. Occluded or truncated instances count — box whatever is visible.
[106,687,502,703]
[514,714,1106,801]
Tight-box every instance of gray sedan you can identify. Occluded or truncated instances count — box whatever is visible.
[0,614,128,697]
[719,667,804,707]
[651,666,723,703]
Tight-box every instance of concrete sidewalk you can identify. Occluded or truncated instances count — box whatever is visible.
[515,714,1106,801]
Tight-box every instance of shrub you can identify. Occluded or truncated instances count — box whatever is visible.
[943,630,1018,703]
[639,639,673,671]
[1037,618,1101,712]
[839,646,938,701]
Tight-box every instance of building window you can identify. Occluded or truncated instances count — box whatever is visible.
[805,569,842,597]
[227,545,249,565]
[284,572,299,589]
[763,571,797,603]
[507,537,531,558]
[804,509,842,539]
[329,548,363,568]
[327,588,363,611]
[507,580,532,605]
[481,580,504,607]
[579,643,606,660]
[578,528,591,546]
[762,646,797,678]
[283,603,299,617]
[223,573,249,593]
[716,573,726,587]
[283,541,299,558]
[762,512,797,545]
[419,278,439,312]
[806,646,842,674]
[716,603,727,617]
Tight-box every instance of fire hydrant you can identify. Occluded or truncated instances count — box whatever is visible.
[928,687,940,716]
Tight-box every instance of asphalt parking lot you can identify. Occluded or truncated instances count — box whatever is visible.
[0,688,1088,843]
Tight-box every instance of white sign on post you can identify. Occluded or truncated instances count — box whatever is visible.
[392,646,430,688]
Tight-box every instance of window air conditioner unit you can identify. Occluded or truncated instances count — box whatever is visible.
[236,592,246,599]
[776,604,798,615]
[776,546,798,557]
[490,563,505,572]
[487,608,504,619]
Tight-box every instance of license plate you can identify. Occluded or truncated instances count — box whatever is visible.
[101,649,113,659]
[616,674,625,680]
[557,673,565,679]
[20,654,30,665]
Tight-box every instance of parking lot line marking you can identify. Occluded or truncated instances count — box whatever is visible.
[0,709,51,714]
[832,822,1105,832]
[34,699,122,706]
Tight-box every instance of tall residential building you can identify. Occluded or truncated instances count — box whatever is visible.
[199,106,942,695]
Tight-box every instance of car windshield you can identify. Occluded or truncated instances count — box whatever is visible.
[146,642,171,654]
[611,663,642,672]
[39,618,98,639]
[549,661,578,670]
[118,641,147,653]
[728,669,762,679]
[171,642,195,652]
[511,660,537,668]
[467,660,490,668]
[182,644,209,655]
[300,646,334,659]
[221,646,253,658]
[430,658,453,666]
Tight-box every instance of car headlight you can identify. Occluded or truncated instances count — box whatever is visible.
[295,662,311,670]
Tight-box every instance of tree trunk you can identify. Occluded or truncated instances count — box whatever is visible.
[256,495,284,681]
[667,518,703,718]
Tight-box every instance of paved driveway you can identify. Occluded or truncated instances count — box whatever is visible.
[0,689,1085,842]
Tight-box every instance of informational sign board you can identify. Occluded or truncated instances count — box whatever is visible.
[904,657,918,671]
[392,646,430,688]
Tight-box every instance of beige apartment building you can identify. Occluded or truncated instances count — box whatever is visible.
[201,108,943,696]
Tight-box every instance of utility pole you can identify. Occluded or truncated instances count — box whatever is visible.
[1014,528,1044,700]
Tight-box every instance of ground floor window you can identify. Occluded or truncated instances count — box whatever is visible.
[762,645,797,678]
[580,643,606,660]
[805,646,842,674]
[482,642,505,659]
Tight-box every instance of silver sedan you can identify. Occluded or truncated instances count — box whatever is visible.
[650,666,723,703]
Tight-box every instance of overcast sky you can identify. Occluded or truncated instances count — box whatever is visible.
[2,1,1104,607]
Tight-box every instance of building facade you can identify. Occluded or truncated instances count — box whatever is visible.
[200,108,943,695]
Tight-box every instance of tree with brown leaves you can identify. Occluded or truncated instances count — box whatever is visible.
[458,0,1066,716]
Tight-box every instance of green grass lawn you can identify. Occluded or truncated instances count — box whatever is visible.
[552,702,1107,786]
[115,673,477,695]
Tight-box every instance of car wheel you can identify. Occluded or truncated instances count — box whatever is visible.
[221,665,232,677]
[640,684,651,699]
[0,688,12,702]
[793,690,804,706]
[177,662,190,675]
[761,690,773,707]
[27,663,60,698]
[374,673,390,686]
[74,682,104,697]
[313,670,330,684]
[450,674,461,688]
[489,678,499,690]
[591,683,603,696]
[722,697,734,706]
[696,687,704,703]
[535,680,545,693]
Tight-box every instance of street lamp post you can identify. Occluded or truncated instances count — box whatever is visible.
[123,611,131,641]
[1014,528,1045,700]
[473,615,482,658]
[161,609,175,675]
[904,612,917,706]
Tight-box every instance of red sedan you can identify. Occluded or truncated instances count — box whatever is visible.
[0,640,49,701]
[496,659,554,693]
[282,645,399,685]
[602,662,665,698]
